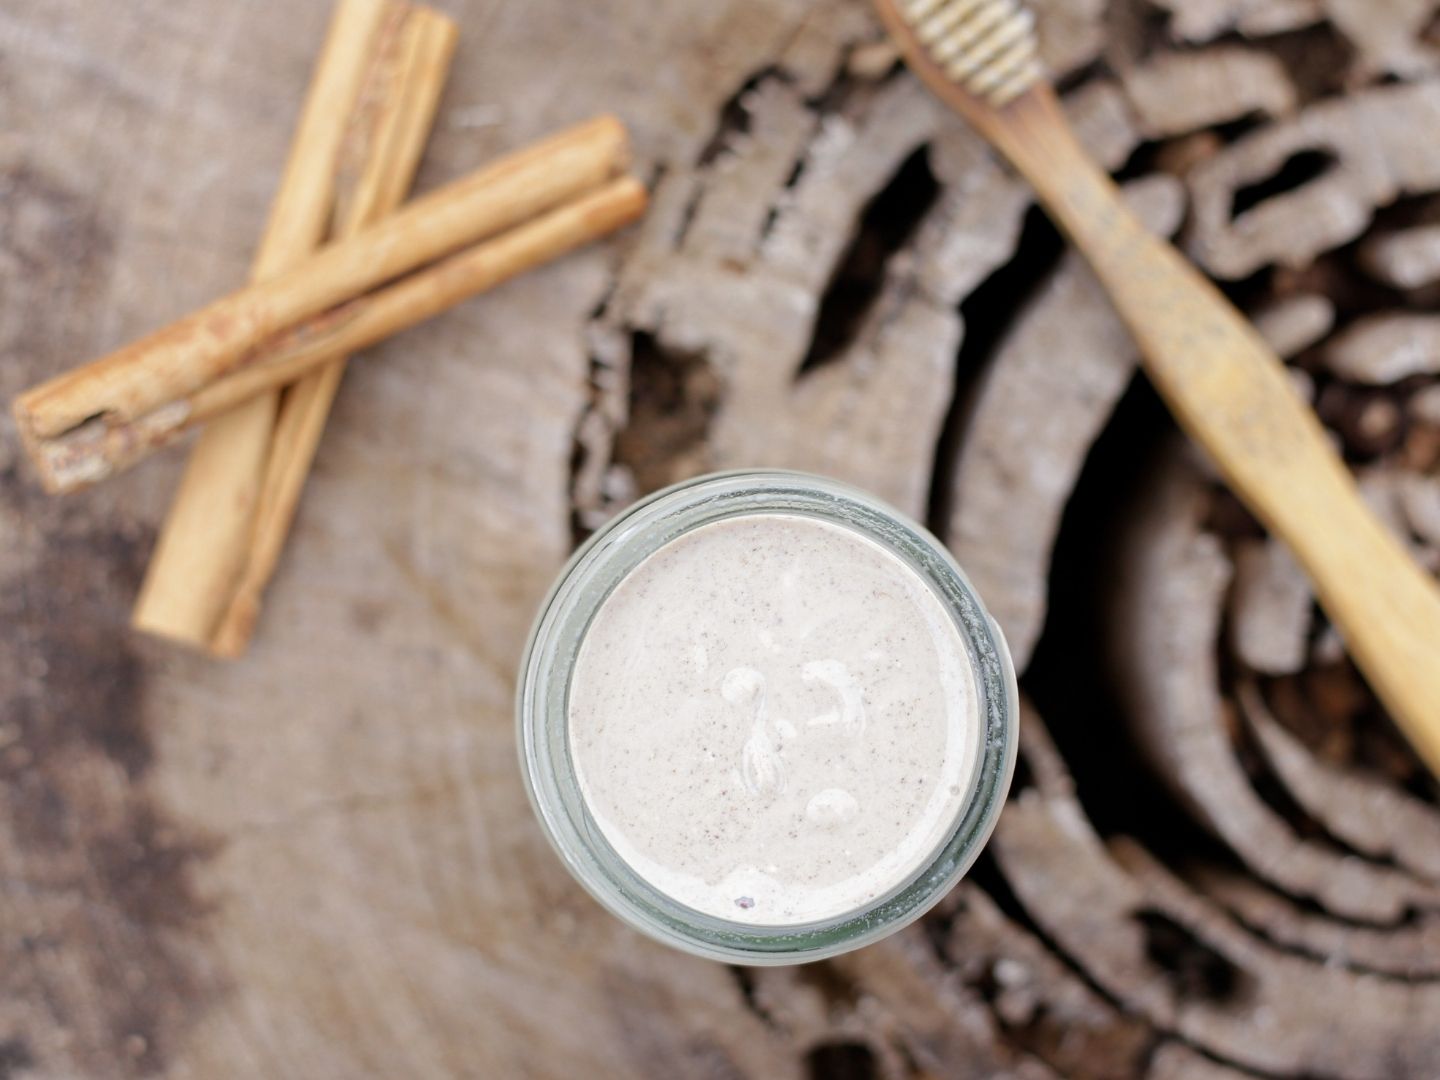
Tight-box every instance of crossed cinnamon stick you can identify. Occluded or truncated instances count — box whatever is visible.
[10,0,646,655]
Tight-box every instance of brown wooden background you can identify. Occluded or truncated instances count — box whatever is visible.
[3,0,1440,1076]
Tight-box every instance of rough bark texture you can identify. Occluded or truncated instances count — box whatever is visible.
[3,0,1439,1077]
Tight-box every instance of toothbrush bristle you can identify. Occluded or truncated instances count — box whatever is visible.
[896,0,1043,106]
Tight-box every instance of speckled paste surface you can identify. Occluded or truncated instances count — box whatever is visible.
[568,512,979,925]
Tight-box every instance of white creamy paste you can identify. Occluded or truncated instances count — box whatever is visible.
[568,512,979,925]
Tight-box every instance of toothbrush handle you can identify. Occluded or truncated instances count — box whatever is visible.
[984,85,1440,770]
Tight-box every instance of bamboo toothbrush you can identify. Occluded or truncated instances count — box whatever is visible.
[873,0,1440,772]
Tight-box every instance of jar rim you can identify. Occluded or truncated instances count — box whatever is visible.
[517,470,1018,964]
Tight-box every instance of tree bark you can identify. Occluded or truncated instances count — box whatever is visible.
[2,0,1439,1076]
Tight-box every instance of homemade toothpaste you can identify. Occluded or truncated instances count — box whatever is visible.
[568,512,980,926]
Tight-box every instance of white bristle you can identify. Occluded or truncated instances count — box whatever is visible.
[914,0,987,45]
[964,35,1037,94]
[929,1,1009,64]
[943,8,1034,78]
[1006,59,1046,100]
[895,0,1043,106]
[901,0,950,21]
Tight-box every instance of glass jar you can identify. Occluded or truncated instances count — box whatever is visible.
[517,470,1017,964]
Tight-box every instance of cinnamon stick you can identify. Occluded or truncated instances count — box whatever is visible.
[123,0,398,649]
[133,3,456,654]
[207,6,458,655]
[27,179,647,497]
[13,113,629,448]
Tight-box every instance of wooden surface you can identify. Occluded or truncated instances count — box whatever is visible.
[2,1,1439,1078]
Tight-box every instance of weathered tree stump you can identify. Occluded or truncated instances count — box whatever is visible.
[2,0,1438,1076]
